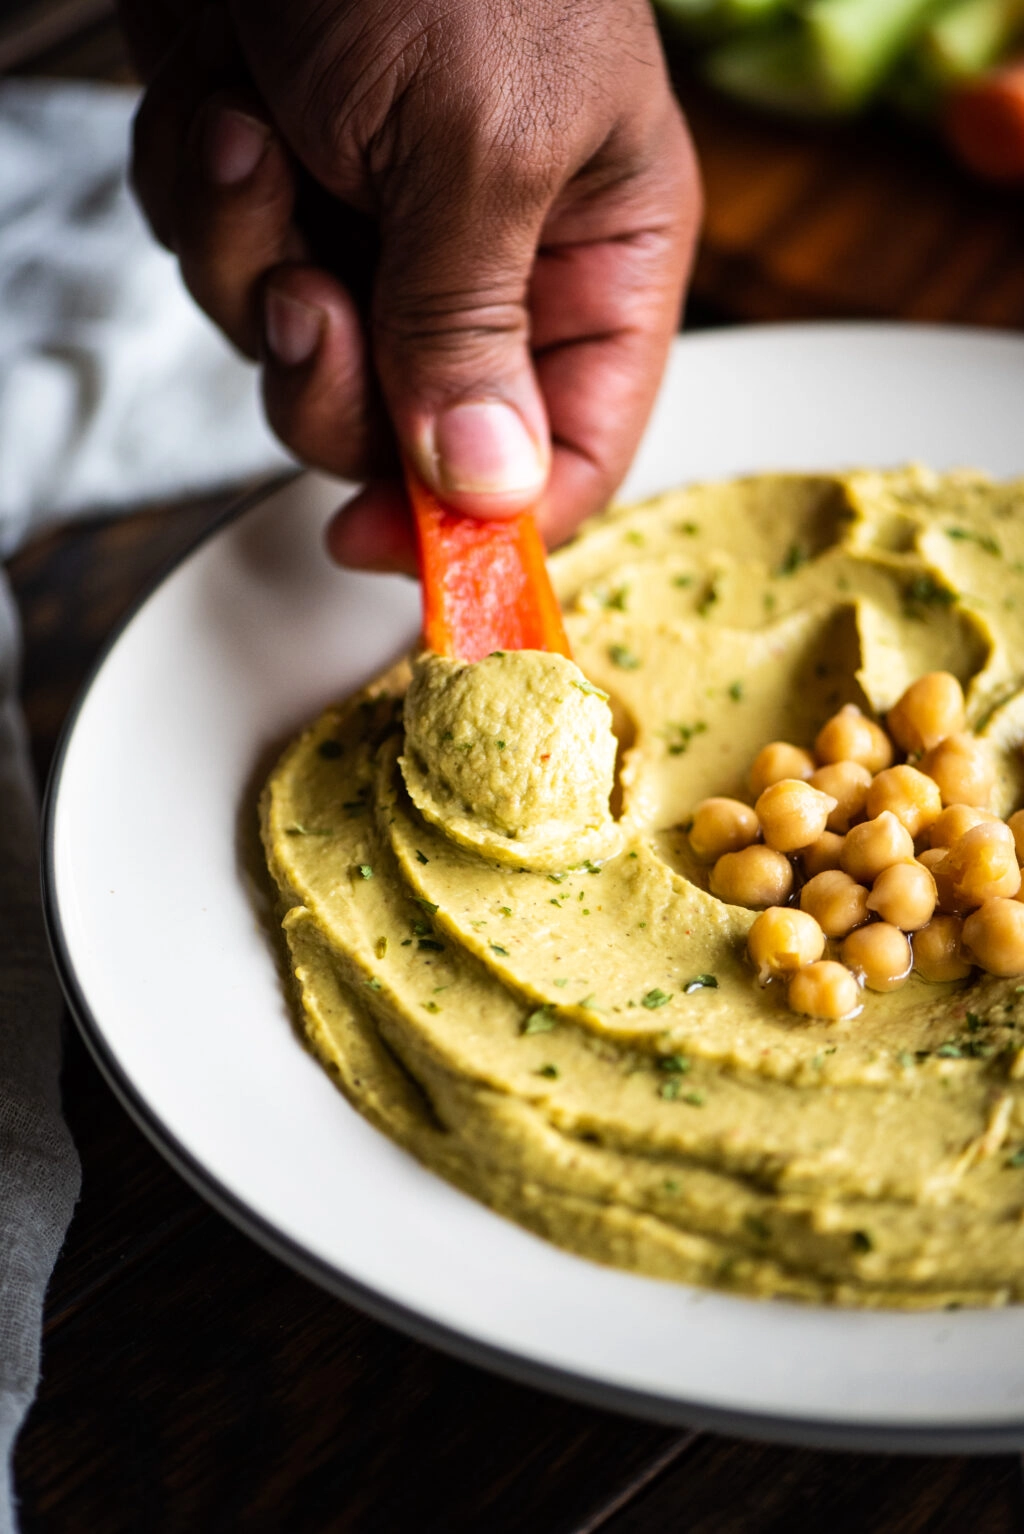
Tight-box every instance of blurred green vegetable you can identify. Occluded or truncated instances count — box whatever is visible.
[913,0,1024,85]
[656,0,790,40]
[704,0,947,115]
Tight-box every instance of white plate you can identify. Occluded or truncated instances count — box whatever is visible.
[44,323,1024,1451]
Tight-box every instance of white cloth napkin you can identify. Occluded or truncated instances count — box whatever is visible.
[0,77,294,1531]
[0,76,291,558]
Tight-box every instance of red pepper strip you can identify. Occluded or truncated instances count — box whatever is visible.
[405,470,571,663]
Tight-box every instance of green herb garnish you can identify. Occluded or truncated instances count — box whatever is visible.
[414,897,439,915]
[851,1230,874,1253]
[537,1063,560,1079]
[317,739,342,759]
[945,526,1001,556]
[659,1054,691,1074]
[415,849,429,864]
[660,1079,681,1100]
[609,644,641,670]
[642,988,672,1010]
[727,680,744,702]
[357,864,373,879]
[1007,1148,1024,1169]
[363,978,382,991]
[417,938,444,953]
[777,542,807,576]
[523,1007,556,1035]
[903,574,957,614]
[490,943,509,957]
[682,1091,706,1107]
[571,678,610,701]
[683,974,718,994]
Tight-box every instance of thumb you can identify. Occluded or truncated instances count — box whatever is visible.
[371,173,553,518]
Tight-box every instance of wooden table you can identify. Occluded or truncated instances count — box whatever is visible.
[8,10,1024,1531]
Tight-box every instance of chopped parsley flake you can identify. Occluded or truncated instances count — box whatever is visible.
[745,1215,770,1241]
[903,574,957,614]
[696,581,719,617]
[660,1079,681,1100]
[417,938,444,952]
[603,584,630,611]
[1007,1148,1024,1169]
[496,739,506,751]
[500,906,513,916]
[678,521,699,536]
[357,864,373,879]
[727,680,744,702]
[672,573,694,589]
[936,1043,963,1058]
[415,849,429,864]
[851,1230,874,1254]
[609,644,641,670]
[945,525,1001,556]
[571,678,610,701]
[663,1178,680,1194]
[682,1091,706,1107]
[683,974,718,993]
[490,943,509,956]
[642,988,672,1010]
[317,739,342,759]
[547,872,568,884]
[363,978,382,991]
[537,1063,560,1079]
[523,1007,556,1035]
[965,1012,983,1032]
[553,978,569,987]
[776,542,807,576]
[422,1001,441,1013]
[659,1054,691,1074]
[577,994,597,1009]
[414,897,439,915]
[664,720,707,757]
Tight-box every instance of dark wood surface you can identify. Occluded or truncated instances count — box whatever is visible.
[8,11,1024,1533]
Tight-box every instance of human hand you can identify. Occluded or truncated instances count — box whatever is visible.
[121,0,700,570]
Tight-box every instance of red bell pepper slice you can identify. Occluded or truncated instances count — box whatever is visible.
[406,471,571,663]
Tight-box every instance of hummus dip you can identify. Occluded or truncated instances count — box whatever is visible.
[261,467,1024,1308]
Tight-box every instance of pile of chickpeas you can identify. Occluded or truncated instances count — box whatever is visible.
[687,672,1024,1020]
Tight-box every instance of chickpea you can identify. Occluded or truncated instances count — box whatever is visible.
[814,703,893,774]
[963,898,1024,977]
[887,672,966,755]
[867,861,936,931]
[800,830,845,877]
[920,732,995,808]
[928,803,997,849]
[748,741,815,797]
[800,869,870,938]
[747,907,826,984]
[917,848,962,914]
[809,761,871,834]
[788,961,862,1021]
[755,779,837,853]
[1007,808,1024,865]
[864,765,942,840]
[689,797,760,864]
[840,811,915,885]
[842,923,913,992]
[945,820,1021,908]
[710,845,794,909]
[912,914,972,983]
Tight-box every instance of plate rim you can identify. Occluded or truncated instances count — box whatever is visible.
[41,321,1024,1453]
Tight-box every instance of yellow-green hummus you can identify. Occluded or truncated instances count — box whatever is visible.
[261,467,1024,1308]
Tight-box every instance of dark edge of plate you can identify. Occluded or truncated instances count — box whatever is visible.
[38,380,1024,1457]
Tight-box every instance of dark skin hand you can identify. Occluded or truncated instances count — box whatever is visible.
[120,0,701,572]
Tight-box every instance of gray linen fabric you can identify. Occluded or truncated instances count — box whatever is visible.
[0,76,290,1530]
[0,574,80,1534]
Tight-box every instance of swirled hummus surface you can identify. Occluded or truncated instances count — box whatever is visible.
[261,468,1024,1308]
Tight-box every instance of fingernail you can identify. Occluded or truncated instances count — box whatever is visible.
[264,289,324,368]
[433,401,546,497]
[203,106,269,186]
